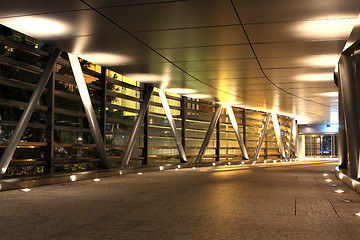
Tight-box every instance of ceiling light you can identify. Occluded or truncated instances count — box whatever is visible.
[292,18,356,40]
[184,94,213,99]
[78,53,132,66]
[297,55,340,67]
[93,178,101,182]
[0,16,72,39]
[334,189,345,193]
[163,88,197,94]
[296,73,333,81]
[318,92,338,97]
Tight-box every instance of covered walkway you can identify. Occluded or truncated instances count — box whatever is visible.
[1,159,359,240]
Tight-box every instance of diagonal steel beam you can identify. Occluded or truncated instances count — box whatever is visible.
[272,113,286,159]
[227,105,248,159]
[0,48,61,178]
[68,53,111,169]
[121,85,154,168]
[254,113,271,160]
[158,89,187,163]
[195,105,222,163]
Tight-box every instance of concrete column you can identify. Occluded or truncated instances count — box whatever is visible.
[339,54,359,179]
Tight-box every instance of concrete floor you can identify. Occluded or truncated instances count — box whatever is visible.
[1,159,360,240]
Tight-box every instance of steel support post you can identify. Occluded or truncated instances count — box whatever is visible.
[242,109,247,146]
[99,67,107,141]
[337,75,347,168]
[158,89,187,163]
[45,70,55,174]
[0,48,61,178]
[181,96,186,149]
[216,118,220,162]
[339,54,359,179]
[287,118,295,158]
[227,106,248,159]
[272,113,286,158]
[143,107,149,165]
[68,53,111,169]
[121,85,154,168]
[294,120,299,158]
[254,113,271,160]
[195,105,222,163]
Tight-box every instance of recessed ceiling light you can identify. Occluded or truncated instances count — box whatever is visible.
[318,92,338,97]
[297,55,340,67]
[78,53,132,66]
[292,18,356,40]
[163,88,197,94]
[296,73,333,82]
[0,16,72,38]
[184,94,213,99]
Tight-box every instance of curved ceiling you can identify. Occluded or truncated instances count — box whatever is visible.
[1,0,360,124]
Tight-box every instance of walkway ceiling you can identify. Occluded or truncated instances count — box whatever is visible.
[1,0,360,124]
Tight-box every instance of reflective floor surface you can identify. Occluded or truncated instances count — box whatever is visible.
[1,159,359,240]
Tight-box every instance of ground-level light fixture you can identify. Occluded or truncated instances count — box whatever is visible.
[159,166,164,171]
[138,172,143,175]
[325,179,333,182]
[70,175,76,182]
[93,178,101,182]
[21,188,32,192]
[334,189,345,193]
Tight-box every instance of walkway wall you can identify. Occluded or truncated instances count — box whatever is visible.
[0,25,294,177]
